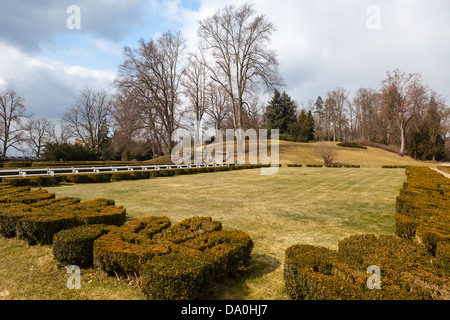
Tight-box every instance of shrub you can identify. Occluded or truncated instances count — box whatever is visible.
[0,189,55,205]
[93,216,253,299]
[3,162,33,168]
[65,174,91,184]
[141,247,215,300]
[279,134,297,142]
[284,234,449,300]
[185,230,254,281]
[154,217,222,244]
[394,166,450,255]
[287,164,302,167]
[16,213,78,245]
[0,204,31,238]
[53,224,111,266]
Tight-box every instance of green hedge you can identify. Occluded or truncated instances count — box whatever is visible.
[93,216,253,300]
[394,166,450,255]
[141,247,215,300]
[2,176,62,187]
[0,186,127,245]
[284,234,449,300]
[337,142,367,149]
[0,164,269,187]
[53,224,111,266]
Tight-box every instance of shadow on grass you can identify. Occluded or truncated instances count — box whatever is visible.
[212,254,281,300]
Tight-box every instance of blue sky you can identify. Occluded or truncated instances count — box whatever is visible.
[0,0,449,121]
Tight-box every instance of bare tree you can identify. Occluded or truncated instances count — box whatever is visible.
[63,88,111,154]
[314,143,336,166]
[198,3,283,135]
[116,31,187,154]
[325,87,349,142]
[381,69,428,156]
[0,89,27,158]
[22,117,53,157]
[182,50,210,142]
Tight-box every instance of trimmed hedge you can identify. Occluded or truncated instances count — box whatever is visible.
[92,216,253,300]
[3,164,269,187]
[2,176,62,187]
[382,165,407,169]
[337,142,367,150]
[141,247,215,300]
[0,185,127,245]
[437,166,450,174]
[394,166,450,255]
[284,235,449,300]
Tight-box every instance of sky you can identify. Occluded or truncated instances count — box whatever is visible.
[0,0,449,121]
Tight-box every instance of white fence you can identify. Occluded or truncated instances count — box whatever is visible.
[0,163,231,179]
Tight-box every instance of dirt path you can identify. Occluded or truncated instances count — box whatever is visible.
[431,166,450,179]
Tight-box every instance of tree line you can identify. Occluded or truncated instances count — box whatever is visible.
[0,3,282,161]
[266,69,450,161]
[1,3,448,162]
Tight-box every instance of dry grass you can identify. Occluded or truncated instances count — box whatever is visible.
[0,142,429,300]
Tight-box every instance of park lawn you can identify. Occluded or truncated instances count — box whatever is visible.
[0,167,408,300]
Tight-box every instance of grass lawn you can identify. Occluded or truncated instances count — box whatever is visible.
[0,166,409,300]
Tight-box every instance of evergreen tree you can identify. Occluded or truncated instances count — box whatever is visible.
[295,109,315,142]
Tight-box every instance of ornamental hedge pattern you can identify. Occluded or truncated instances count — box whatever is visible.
[284,166,450,300]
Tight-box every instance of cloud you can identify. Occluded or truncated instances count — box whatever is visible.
[174,0,450,103]
[0,0,150,53]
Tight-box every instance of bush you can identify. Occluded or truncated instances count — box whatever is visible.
[0,183,126,245]
[394,166,450,255]
[284,234,449,300]
[287,164,303,167]
[184,230,254,281]
[279,134,297,142]
[3,162,33,168]
[93,216,254,299]
[53,224,111,266]
[337,142,367,149]
[2,176,62,187]
[0,204,31,238]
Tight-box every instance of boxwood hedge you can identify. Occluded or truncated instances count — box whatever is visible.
[92,216,253,300]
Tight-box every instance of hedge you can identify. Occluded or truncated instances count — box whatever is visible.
[141,247,215,300]
[394,166,450,255]
[337,142,367,150]
[437,166,450,174]
[92,216,253,300]
[1,164,270,187]
[53,224,111,266]
[284,234,449,300]
[0,185,127,245]
[2,176,62,187]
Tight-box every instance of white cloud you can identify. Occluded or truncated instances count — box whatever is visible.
[174,0,450,103]
[0,42,115,119]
